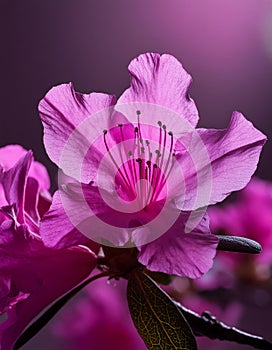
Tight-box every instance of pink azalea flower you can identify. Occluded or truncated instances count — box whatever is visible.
[52,277,145,350]
[0,145,97,350]
[209,178,272,279]
[39,53,266,279]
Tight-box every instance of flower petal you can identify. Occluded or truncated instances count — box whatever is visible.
[38,83,116,181]
[0,145,50,191]
[116,53,199,127]
[197,112,266,205]
[138,213,219,278]
[175,112,267,210]
[40,182,138,249]
[24,177,40,229]
[0,152,32,224]
[40,189,90,249]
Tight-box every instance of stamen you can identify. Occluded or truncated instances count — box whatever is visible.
[148,164,159,204]
[136,110,143,143]
[132,156,142,208]
[146,140,151,163]
[158,122,162,162]
[117,124,133,193]
[131,153,139,192]
[127,151,136,186]
[153,130,174,202]
[155,150,161,168]
[146,159,152,189]
[103,129,130,190]
[159,123,167,170]
[165,153,176,181]
[163,131,174,177]
[136,158,143,182]
[160,153,176,191]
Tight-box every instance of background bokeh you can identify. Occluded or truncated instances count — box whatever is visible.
[1,1,272,349]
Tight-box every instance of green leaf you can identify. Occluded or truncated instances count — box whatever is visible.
[127,270,198,350]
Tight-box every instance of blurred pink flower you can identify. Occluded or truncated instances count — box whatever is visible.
[209,178,272,279]
[0,145,97,350]
[52,277,145,350]
[39,52,265,279]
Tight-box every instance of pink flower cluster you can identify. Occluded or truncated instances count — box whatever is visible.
[0,146,97,350]
[209,178,272,282]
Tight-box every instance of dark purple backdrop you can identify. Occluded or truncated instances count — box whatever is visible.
[1,1,272,349]
[1,0,272,181]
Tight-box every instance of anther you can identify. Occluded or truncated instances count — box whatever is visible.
[118,123,123,127]
[158,121,162,127]
[155,150,161,157]
[162,124,166,130]
[168,131,173,136]
[128,151,133,156]
[136,110,141,115]
[103,129,107,134]
[134,127,139,133]
[141,147,145,153]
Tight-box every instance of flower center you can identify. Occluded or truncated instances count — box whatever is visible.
[103,111,175,209]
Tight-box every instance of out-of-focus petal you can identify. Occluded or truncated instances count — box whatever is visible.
[0,246,97,350]
[52,278,144,350]
[0,145,50,191]
[0,152,32,224]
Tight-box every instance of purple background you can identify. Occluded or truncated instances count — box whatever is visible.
[1,0,272,182]
[1,1,272,349]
